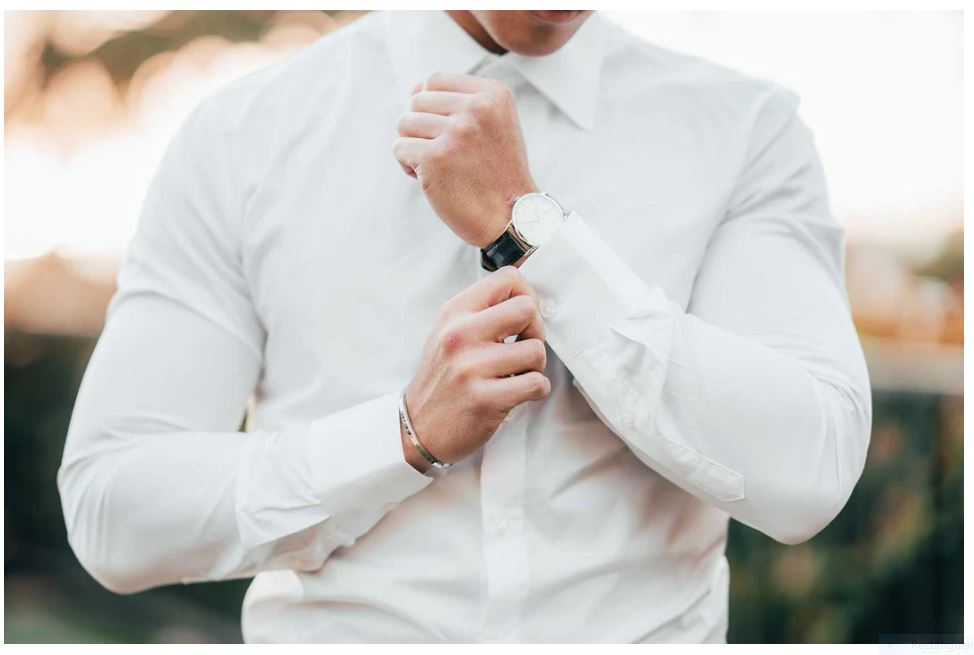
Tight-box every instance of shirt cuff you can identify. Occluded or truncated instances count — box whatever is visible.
[306,391,434,541]
[518,210,746,505]
[235,392,433,550]
[519,210,650,362]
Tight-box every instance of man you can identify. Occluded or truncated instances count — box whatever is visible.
[57,10,872,643]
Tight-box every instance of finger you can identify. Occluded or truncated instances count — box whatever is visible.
[422,71,490,94]
[398,111,450,139]
[470,294,544,343]
[450,266,538,313]
[409,90,470,116]
[411,82,423,95]
[487,371,552,409]
[471,339,547,378]
[398,161,417,178]
[392,136,433,172]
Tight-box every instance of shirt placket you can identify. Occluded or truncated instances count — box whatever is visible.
[478,405,531,642]
[474,62,541,643]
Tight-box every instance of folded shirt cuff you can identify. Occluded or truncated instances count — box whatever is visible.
[519,210,650,362]
[518,210,746,505]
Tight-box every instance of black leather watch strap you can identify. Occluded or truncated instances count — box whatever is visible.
[480,229,529,272]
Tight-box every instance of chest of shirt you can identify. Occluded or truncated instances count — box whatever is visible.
[239,81,738,417]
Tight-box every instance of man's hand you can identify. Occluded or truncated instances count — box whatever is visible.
[394,72,538,249]
[401,267,550,473]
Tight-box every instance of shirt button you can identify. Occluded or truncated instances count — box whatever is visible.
[620,414,635,429]
[496,518,510,535]
[540,298,561,319]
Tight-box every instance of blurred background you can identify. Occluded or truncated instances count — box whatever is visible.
[3,10,963,644]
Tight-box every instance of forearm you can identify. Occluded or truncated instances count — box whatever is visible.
[60,395,432,594]
[58,296,432,593]
[567,303,870,543]
[59,427,322,593]
[520,212,872,544]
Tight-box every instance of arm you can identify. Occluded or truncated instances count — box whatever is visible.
[60,94,554,594]
[521,88,872,544]
[395,74,871,545]
[57,100,434,594]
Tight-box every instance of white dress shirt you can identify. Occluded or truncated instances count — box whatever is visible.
[57,10,872,644]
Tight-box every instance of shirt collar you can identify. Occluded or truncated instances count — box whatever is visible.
[383,11,604,131]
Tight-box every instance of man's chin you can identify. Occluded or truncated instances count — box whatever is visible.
[529,10,585,25]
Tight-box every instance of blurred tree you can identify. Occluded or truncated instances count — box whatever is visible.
[917,230,963,284]
[5,10,359,119]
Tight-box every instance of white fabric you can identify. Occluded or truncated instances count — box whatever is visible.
[57,10,872,643]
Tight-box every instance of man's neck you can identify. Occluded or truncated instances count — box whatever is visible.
[446,11,507,54]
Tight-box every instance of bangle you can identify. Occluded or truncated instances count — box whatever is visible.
[398,389,451,470]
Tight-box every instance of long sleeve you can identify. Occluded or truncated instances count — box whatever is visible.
[520,87,871,545]
[56,99,432,595]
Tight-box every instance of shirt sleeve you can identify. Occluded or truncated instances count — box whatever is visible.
[56,98,432,595]
[519,86,872,545]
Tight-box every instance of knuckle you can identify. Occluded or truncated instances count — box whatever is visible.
[537,373,551,398]
[528,372,551,397]
[428,138,451,163]
[468,93,493,117]
[493,80,513,99]
[451,115,477,138]
[527,339,547,368]
[426,71,446,88]
[437,322,465,353]
[496,265,522,285]
[450,356,475,384]
[511,294,537,318]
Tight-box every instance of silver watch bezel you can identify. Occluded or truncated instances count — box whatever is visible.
[510,192,567,249]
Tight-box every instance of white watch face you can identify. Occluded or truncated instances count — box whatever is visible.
[512,193,565,247]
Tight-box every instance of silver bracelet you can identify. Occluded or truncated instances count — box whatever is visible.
[398,389,451,470]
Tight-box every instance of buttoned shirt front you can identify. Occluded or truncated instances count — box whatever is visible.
[57,10,872,643]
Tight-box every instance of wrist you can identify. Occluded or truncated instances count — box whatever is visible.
[476,180,539,248]
[400,419,432,475]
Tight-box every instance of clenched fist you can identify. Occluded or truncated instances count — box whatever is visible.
[394,72,538,249]
[401,267,550,474]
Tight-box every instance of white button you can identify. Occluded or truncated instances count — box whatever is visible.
[496,519,510,535]
[620,414,635,429]
[540,299,560,319]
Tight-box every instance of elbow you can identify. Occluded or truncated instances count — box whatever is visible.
[763,486,845,546]
[57,455,152,596]
[72,544,151,596]
[764,399,871,546]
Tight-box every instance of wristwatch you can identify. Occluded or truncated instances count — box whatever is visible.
[480,192,567,271]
